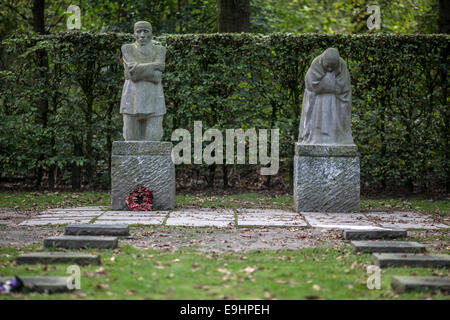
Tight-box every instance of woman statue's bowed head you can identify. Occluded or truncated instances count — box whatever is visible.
[298,48,355,145]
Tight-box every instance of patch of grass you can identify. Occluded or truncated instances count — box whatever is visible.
[0,191,110,211]
[360,197,449,217]
[0,245,448,300]
[176,193,292,210]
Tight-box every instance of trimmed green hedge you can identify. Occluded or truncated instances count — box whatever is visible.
[1,32,449,192]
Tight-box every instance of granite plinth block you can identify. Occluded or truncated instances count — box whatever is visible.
[111,141,175,210]
[293,143,360,213]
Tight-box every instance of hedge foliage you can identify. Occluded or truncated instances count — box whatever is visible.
[0,32,449,192]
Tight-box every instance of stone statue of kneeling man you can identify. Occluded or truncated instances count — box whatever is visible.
[120,21,167,141]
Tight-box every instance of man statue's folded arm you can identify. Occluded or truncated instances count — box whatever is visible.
[122,45,166,83]
[129,64,161,83]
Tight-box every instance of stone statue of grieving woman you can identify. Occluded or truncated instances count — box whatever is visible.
[298,48,355,145]
[120,21,166,141]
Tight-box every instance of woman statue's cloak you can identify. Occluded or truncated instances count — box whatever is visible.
[298,52,354,145]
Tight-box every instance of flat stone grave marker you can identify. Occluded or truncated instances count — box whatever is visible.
[236,209,307,227]
[20,218,93,226]
[0,276,74,293]
[35,212,101,218]
[364,211,449,230]
[372,253,450,268]
[166,208,234,227]
[343,229,407,240]
[351,241,427,253]
[15,252,101,265]
[302,212,382,230]
[93,211,167,225]
[65,224,130,237]
[301,211,448,230]
[391,276,450,294]
[44,236,118,249]
[19,209,103,226]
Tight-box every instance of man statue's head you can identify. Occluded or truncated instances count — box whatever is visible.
[322,48,340,73]
[134,21,152,46]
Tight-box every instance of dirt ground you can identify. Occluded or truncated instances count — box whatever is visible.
[0,221,345,252]
[126,226,345,252]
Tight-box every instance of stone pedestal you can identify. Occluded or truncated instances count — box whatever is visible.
[111,141,175,210]
[293,143,360,213]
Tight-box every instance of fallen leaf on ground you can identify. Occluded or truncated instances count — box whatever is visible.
[96,283,109,290]
[264,292,276,299]
[96,267,105,274]
[275,280,297,285]
[243,266,256,274]
[124,290,136,296]
[217,268,231,275]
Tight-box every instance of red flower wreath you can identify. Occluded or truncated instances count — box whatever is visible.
[126,185,153,211]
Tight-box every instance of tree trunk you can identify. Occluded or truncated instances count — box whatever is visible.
[48,134,56,191]
[32,0,50,188]
[48,166,55,191]
[223,163,228,187]
[441,44,449,192]
[439,0,450,33]
[177,0,184,33]
[71,139,83,190]
[217,0,250,33]
[33,0,46,34]
[85,96,95,191]
[207,163,216,187]
[0,46,5,71]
